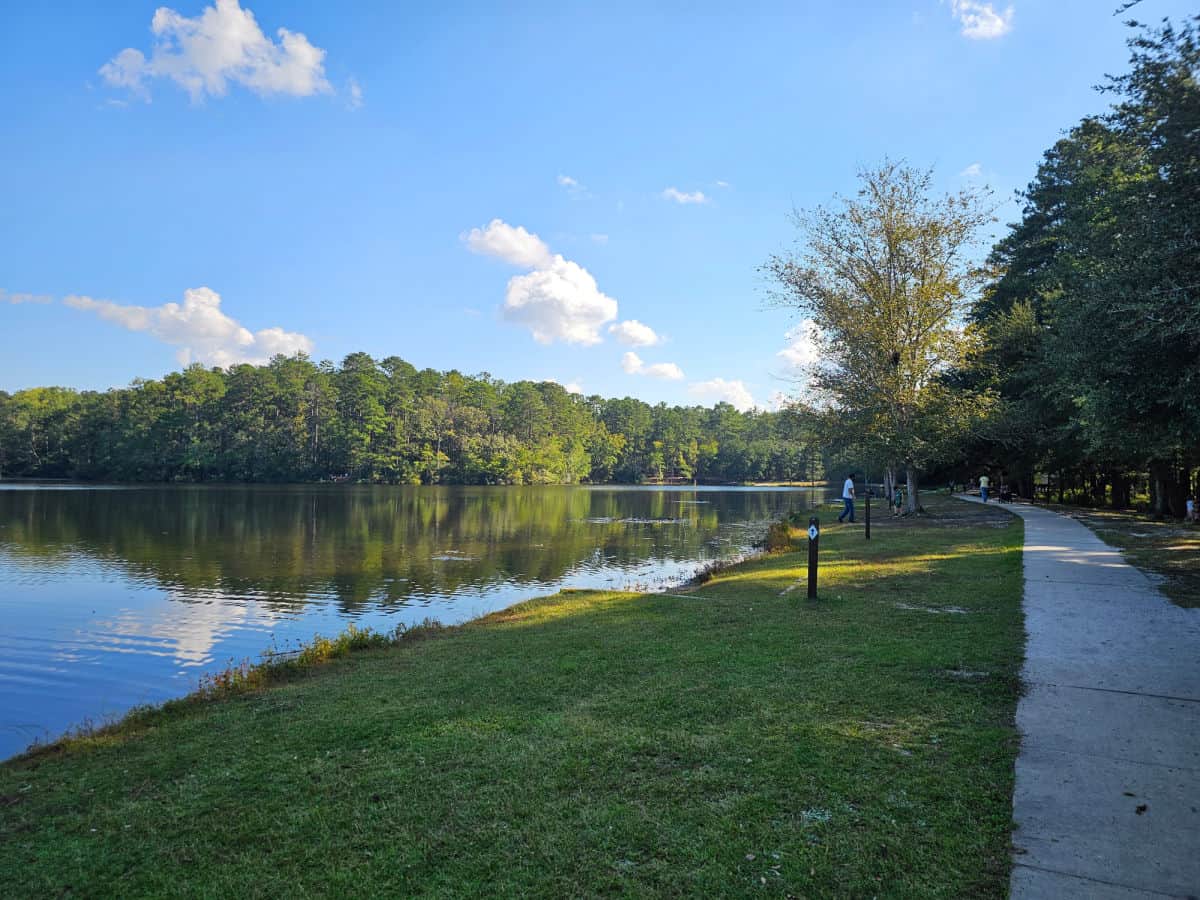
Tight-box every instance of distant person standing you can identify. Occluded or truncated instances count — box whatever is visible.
[1187,495,1196,522]
[892,483,904,517]
[979,472,990,503]
[838,473,856,523]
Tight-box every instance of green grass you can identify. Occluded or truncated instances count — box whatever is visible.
[0,496,1024,898]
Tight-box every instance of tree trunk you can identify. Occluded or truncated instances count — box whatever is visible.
[1111,474,1131,510]
[1169,467,1188,518]
[1149,460,1178,517]
[905,467,919,514]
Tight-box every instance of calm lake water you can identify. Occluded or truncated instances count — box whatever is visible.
[0,483,826,759]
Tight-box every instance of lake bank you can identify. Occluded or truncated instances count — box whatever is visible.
[0,484,829,758]
[0,496,1024,896]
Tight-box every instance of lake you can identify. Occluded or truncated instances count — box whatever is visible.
[0,483,827,759]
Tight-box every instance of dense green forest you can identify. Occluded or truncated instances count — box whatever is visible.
[957,16,1199,516]
[0,353,823,485]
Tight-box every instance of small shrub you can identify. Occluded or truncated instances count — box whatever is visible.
[393,617,448,642]
[763,520,793,552]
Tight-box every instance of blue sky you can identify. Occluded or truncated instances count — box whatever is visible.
[2,0,1191,409]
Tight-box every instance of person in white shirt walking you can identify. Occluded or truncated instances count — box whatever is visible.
[979,473,990,503]
[838,473,856,523]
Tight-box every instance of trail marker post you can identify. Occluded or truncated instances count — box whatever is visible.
[807,516,819,599]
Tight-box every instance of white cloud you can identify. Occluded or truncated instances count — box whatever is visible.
[715,180,730,189]
[590,233,609,245]
[346,76,363,109]
[621,351,683,380]
[465,219,617,345]
[608,319,661,347]
[776,318,822,372]
[0,289,52,305]
[689,378,756,411]
[661,187,710,205]
[100,0,333,102]
[504,261,617,345]
[645,362,684,380]
[563,381,583,395]
[464,219,554,269]
[63,286,313,367]
[947,1,1013,40]
[960,162,983,178]
[557,174,585,192]
[768,391,793,411]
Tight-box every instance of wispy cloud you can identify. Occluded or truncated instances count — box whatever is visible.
[0,289,53,305]
[688,378,755,411]
[960,162,983,178]
[621,351,684,380]
[947,1,1014,40]
[100,0,333,102]
[346,77,363,109]
[464,219,617,346]
[63,287,313,366]
[661,187,709,205]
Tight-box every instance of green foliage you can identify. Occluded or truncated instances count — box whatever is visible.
[963,15,1200,515]
[0,355,828,485]
[765,161,997,512]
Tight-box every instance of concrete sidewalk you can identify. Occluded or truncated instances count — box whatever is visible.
[959,496,1200,898]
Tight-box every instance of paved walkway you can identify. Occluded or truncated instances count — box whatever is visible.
[960,497,1200,898]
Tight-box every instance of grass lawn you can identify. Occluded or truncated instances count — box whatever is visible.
[0,496,1024,898]
[1043,505,1200,608]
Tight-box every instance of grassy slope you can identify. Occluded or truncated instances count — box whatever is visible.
[0,497,1024,898]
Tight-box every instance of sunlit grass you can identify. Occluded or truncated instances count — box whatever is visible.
[0,496,1023,898]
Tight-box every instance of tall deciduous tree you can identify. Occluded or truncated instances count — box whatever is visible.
[766,161,995,511]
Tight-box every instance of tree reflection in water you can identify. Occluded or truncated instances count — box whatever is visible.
[0,485,825,757]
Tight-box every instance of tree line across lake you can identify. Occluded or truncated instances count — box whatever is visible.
[0,354,825,485]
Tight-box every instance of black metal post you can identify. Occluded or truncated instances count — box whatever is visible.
[807,516,819,599]
[865,485,871,540]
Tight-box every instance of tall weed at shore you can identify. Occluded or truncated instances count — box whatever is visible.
[199,620,449,699]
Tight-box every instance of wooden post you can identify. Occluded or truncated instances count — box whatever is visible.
[807,516,819,599]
